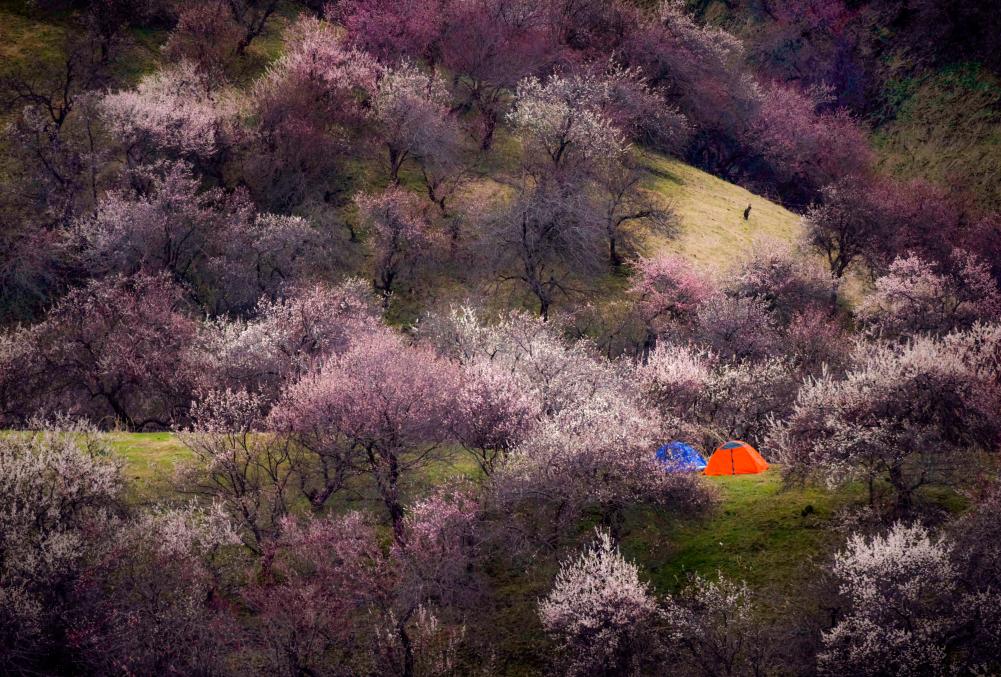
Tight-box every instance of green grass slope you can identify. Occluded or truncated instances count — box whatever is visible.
[641,153,804,269]
[875,63,1001,210]
[627,472,857,597]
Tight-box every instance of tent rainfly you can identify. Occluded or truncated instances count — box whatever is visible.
[704,440,768,476]
[656,441,707,472]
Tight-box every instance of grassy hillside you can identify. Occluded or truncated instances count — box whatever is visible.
[874,63,1001,210]
[642,153,803,269]
[0,3,65,65]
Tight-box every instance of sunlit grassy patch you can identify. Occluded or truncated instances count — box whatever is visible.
[0,6,67,68]
[106,431,192,500]
[641,153,805,270]
[874,63,1001,210]
[624,470,859,599]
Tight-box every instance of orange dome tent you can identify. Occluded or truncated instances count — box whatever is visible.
[704,440,769,476]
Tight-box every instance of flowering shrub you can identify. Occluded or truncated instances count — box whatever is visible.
[0,426,121,673]
[820,522,956,676]
[771,337,999,510]
[539,529,658,675]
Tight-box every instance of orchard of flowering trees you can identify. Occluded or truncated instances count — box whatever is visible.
[1,0,1000,674]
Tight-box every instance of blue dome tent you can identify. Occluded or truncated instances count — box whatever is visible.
[656,441,707,472]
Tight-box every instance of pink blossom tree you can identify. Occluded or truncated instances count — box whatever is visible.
[598,61,691,155]
[630,253,714,350]
[0,328,40,426]
[451,358,541,474]
[692,294,780,361]
[637,344,799,452]
[490,67,669,317]
[33,272,198,429]
[244,511,395,675]
[423,306,632,418]
[355,187,441,304]
[247,16,379,210]
[208,212,327,313]
[393,483,481,621]
[805,175,965,279]
[193,279,379,401]
[950,480,1001,668]
[70,159,325,315]
[539,528,659,676]
[270,329,462,542]
[729,239,836,323]
[483,177,606,319]
[619,1,760,179]
[804,175,882,278]
[493,392,713,546]
[248,499,476,677]
[67,160,253,297]
[334,0,445,64]
[163,1,243,80]
[439,0,556,150]
[70,504,239,675]
[748,83,872,200]
[178,388,297,554]
[944,321,1001,389]
[783,308,851,373]
[744,0,864,107]
[507,71,629,175]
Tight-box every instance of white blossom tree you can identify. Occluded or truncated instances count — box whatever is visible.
[0,424,122,673]
[371,61,459,184]
[820,522,957,676]
[661,573,772,676]
[539,528,658,676]
[507,72,628,175]
[100,60,238,171]
[770,337,998,511]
